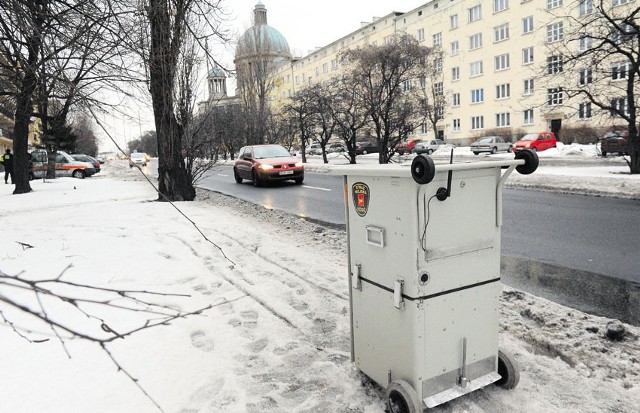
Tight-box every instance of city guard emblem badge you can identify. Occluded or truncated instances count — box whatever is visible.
[352,182,370,217]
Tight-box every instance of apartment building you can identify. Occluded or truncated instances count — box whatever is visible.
[266,0,634,144]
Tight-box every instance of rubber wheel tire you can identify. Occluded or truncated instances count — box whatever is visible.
[507,146,513,153]
[72,170,86,179]
[515,149,539,175]
[491,147,497,154]
[363,150,368,155]
[473,152,479,155]
[602,151,607,157]
[387,380,422,413]
[411,154,436,185]
[496,348,520,389]
[426,149,433,155]
[234,168,242,183]
[251,170,262,187]
[294,177,304,185]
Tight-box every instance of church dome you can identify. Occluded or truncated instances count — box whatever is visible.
[235,2,291,61]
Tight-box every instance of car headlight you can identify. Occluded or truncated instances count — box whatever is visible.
[259,164,274,171]
[295,162,304,168]
[525,143,531,148]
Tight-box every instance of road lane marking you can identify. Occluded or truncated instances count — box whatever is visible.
[217,174,229,177]
[302,185,331,191]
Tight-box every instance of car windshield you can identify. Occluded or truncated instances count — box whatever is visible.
[131,153,146,159]
[477,137,493,143]
[520,134,538,141]
[253,145,290,159]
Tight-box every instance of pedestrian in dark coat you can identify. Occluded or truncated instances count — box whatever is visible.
[1,148,14,184]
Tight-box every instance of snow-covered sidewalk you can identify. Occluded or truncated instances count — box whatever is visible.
[0,162,638,412]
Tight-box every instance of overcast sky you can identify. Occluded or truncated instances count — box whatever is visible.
[99,0,424,153]
[224,0,423,62]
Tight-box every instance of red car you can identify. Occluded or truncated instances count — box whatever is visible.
[512,132,557,152]
[396,138,422,155]
[234,144,304,186]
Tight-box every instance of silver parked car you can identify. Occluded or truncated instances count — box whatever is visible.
[414,139,446,155]
[471,136,513,155]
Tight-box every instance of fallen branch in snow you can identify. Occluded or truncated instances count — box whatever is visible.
[0,264,248,412]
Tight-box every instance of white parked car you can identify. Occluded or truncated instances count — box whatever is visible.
[129,152,148,167]
[471,136,513,155]
[414,139,446,155]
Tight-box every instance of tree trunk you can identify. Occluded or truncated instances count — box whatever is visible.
[148,0,195,201]
[12,92,34,194]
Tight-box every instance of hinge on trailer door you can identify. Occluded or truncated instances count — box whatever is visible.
[352,262,362,290]
[394,278,405,310]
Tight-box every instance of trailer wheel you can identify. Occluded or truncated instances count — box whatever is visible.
[496,348,520,389]
[411,155,435,185]
[514,149,538,175]
[386,380,422,413]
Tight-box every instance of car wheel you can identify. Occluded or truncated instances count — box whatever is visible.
[234,168,242,183]
[386,380,421,413]
[363,150,368,155]
[473,152,479,155]
[72,170,86,179]
[507,146,513,153]
[426,149,433,155]
[294,177,304,185]
[251,169,262,187]
[602,151,607,157]
[491,147,498,154]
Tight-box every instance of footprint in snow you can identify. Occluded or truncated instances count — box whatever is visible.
[190,330,215,352]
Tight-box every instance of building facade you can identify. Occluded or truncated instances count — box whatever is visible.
[264,0,634,144]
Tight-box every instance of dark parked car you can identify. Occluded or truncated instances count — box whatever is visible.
[355,141,379,155]
[601,131,630,157]
[234,144,304,186]
[470,136,512,155]
[72,154,101,173]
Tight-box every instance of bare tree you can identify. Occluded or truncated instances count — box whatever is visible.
[341,34,432,163]
[547,1,639,173]
[417,48,447,141]
[328,76,371,164]
[283,88,317,163]
[306,83,338,163]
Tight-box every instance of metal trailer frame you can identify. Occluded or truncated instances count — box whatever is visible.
[331,154,535,412]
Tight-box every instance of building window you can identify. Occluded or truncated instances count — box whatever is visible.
[522,47,534,64]
[452,92,461,106]
[295,75,300,85]
[469,5,482,22]
[496,83,511,99]
[495,53,510,71]
[433,32,442,47]
[453,118,461,131]
[435,106,444,120]
[434,82,444,96]
[469,33,483,50]
[547,0,563,9]
[547,55,563,74]
[452,66,460,81]
[404,79,412,91]
[420,123,427,134]
[435,58,443,73]
[451,40,459,55]
[494,0,509,13]
[579,34,593,51]
[417,28,425,41]
[612,0,631,5]
[579,102,592,119]
[612,23,634,44]
[496,112,511,127]
[579,0,593,16]
[470,60,484,77]
[522,16,534,34]
[471,88,484,103]
[547,22,564,43]
[450,14,459,29]
[547,87,564,105]
[610,98,628,116]
[524,78,534,95]
[523,109,534,125]
[494,23,510,42]
[315,67,320,75]
[471,116,484,130]
[579,68,593,85]
[612,61,630,80]
[323,63,328,73]
[419,76,426,89]
[331,59,338,70]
